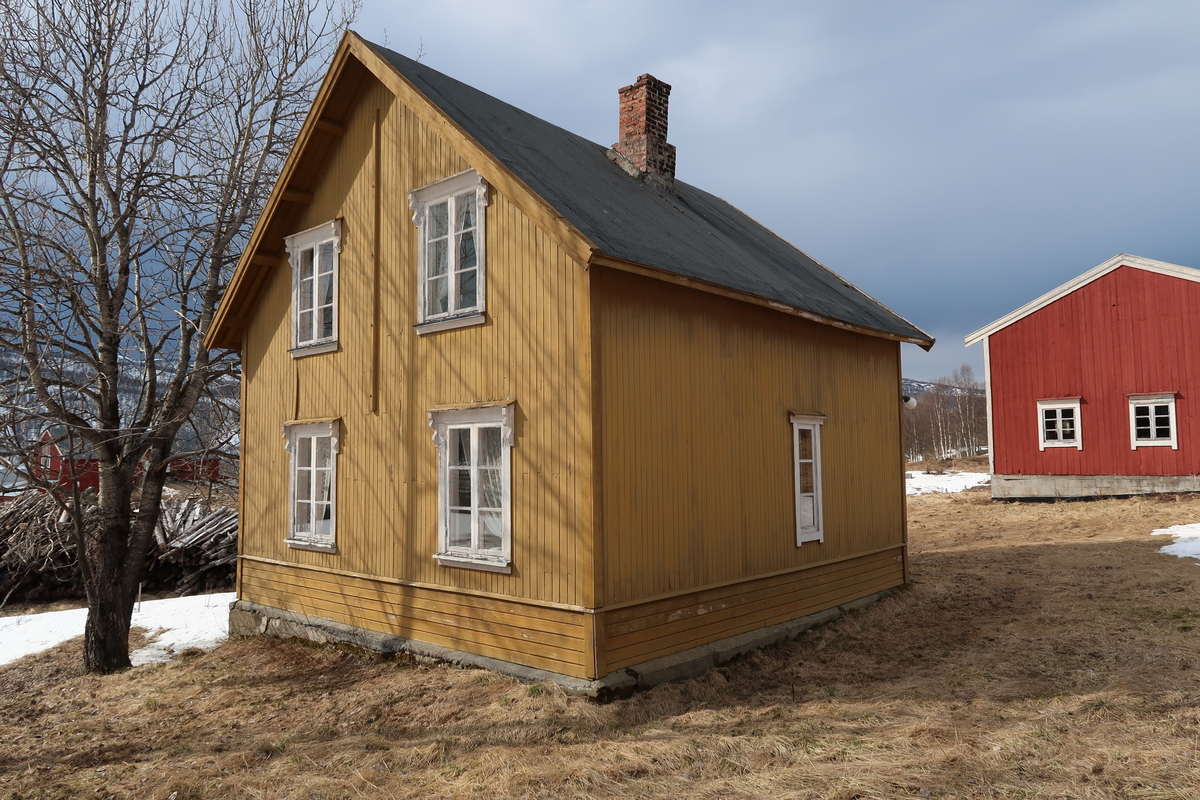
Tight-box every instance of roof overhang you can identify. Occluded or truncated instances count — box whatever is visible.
[964,253,1200,347]
[592,254,936,349]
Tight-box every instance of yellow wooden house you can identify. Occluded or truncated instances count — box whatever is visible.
[206,32,934,693]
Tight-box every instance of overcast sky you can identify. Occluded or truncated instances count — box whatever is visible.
[357,0,1200,381]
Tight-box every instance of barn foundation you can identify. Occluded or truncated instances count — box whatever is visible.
[992,473,1200,499]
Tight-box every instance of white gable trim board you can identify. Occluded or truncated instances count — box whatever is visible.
[964,254,1200,347]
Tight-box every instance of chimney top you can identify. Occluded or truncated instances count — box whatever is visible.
[608,73,676,192]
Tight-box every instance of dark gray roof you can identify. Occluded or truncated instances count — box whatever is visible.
[366,40,932,345]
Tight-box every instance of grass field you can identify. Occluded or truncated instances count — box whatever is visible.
[3,488,1200,799]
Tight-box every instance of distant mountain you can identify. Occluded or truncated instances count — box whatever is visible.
[902,378,984,397]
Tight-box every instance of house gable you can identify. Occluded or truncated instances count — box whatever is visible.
[965,253,1200,346]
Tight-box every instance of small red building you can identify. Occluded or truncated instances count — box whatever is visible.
[966,254,1200,498]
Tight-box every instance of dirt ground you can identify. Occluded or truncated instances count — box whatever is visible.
[3,488,1200,799]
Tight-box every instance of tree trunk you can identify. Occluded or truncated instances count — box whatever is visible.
[83,576,134,672]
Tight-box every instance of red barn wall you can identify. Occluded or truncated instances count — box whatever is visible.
[990,266,1200,477]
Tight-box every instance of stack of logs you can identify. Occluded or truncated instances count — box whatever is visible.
[0,492,238,608]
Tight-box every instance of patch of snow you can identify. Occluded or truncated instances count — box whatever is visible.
[0,592,234,667]
[1151,523,1200,564]
[906,471,990,496]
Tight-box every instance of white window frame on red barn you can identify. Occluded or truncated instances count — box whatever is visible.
[1036,398,1082,451]
[1128,393,1178,450]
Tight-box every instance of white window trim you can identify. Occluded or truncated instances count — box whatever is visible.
[1129,393,1178,450]
[790,413,824,546]
[285,220,342,356]
[281,419,341,553]
[409,169,489,328]
[428,404,514,573]
[1037,399,1082,451]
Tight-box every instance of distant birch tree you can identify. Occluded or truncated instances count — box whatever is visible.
[0,0,356,672]
[903,364,986,462]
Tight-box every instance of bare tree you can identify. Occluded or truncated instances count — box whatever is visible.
[903,365,987,462]
[0,0,356,672]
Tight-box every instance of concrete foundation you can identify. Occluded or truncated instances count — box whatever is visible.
[992,473,1200,499]
[229,588,894,699]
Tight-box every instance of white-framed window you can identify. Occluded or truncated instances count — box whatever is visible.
[285,220,342,355]
[282,419,340,552]
[1129,393,1178,450]
[1037,399,1082,451]
[791,413,824,545]
[408,170,489,334]
[427,404,513,572]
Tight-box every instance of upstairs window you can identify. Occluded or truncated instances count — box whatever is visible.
[1129,393,1177,450]
[1038,399,1082,451]
[428,404,514,573]
[282,419,340,553]
[286,220,342,355]
[409,170,489,333]
[791,413,825,545]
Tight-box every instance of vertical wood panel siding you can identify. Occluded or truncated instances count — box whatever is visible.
[240,76,595,674]
[990,266,1200,477]
[592,267,906,607]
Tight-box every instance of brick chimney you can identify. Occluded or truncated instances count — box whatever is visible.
[608,74,676,192]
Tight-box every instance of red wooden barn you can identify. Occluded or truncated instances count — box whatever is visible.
[966,254,1200,498]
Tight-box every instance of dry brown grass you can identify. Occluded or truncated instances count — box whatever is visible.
[4,489,1200,798]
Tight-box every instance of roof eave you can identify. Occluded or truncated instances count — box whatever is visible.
[591,253,935,349]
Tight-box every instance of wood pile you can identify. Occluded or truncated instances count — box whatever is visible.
[0,492,237,608]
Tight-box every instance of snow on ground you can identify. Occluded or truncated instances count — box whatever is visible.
[1151,523,1200,564]
[906,471,990,496]
[0,591,234,667]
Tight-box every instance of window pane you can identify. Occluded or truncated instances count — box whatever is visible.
[1061,416,1075,440]
[1060,408,1073,421]
[457,230,477,270]
[318,242,334,275]
[297,470,311,501]
[298,436,312,468]
[429,239,448,277]
[457,268,477,310]
[1136,421,1151,438]
[295,502,311,530]
[479,510,502,551]
[456,193,476,231]
[321,307,333,339]
[478,427,501,467]
[317,502,332,522]
[797,428,812,460]
[316,470,331,504]
[449,509,471,548]
[430,201,448,238]
[479,468,501,509]
[318,273,333,307]
[798,495,815,529]
[1135,406,1150,421]
[300,247,314,281]
[800,462,814,494]
[297,310,313,343]
[315,436,331,468]
[428,276,449,315]
[450,467,472,508]
[450,428,471,466]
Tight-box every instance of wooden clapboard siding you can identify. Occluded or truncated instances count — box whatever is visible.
[591,266,906,607]
[602,549,904,670]
[240,68,595,653]
[240,560,589,677]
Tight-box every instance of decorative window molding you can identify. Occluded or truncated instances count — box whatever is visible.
[409,170,489,328]
[427,404,513,573]
[1037,399,1082,451]
[281,419,341,552]
[286,220,342,355]
[790,413,824,546]
[1129,393,1177,450]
